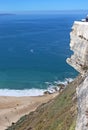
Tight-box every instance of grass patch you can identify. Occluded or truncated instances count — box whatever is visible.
[7,75,84,130]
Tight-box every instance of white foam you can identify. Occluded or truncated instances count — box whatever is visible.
[54,78,74,86]
[0,78,74,97]
[65,78,74,83]
[0,88,46,97]
[47,85,59,93]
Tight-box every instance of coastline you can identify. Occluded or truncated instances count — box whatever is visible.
[0,93,58,130]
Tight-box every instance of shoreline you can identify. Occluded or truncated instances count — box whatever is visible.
[0,78,74,97]
[0,93,58,130]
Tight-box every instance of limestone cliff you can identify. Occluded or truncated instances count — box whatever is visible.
[67,21,88,74]
[76,76,88,130]
[67,21,88,130]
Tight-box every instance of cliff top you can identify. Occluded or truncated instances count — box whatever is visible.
[74,21,88,25]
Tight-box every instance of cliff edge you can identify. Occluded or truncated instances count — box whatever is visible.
[67,21,88,130]
[67,21,88,74]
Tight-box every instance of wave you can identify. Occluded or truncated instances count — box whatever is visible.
[45,78,74,93]
[53,78,74,85]
[0,88,46,97]
[0,78,74,97]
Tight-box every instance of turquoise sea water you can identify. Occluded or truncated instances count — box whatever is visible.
[0,12,86,96]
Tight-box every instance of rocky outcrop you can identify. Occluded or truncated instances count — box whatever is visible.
[67,21,88,74]
[67,21,88,130]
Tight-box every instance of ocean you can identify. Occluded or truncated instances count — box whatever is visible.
[0,12,86,96]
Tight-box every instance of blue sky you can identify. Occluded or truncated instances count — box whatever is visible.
[0,0,88,12]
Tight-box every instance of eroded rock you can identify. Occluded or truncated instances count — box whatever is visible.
[67,21,88,74]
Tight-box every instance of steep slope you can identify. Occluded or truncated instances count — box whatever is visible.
[67,21,88,130]
[7,75,84,130]
[76,75,88,130]
[7,21,88,130]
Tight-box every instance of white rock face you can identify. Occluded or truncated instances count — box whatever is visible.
[67,21,88,130]
[76,76,88,130]
[67,21,88,74]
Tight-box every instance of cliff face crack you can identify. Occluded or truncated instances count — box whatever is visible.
[79,35,88,41]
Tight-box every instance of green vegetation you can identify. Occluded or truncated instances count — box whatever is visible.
[7,75,84,130]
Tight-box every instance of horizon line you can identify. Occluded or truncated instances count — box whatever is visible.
[0,9,88,14]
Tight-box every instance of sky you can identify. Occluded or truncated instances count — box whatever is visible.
[0,0,88,13]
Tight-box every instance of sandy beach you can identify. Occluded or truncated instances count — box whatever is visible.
[0,93,58,130]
